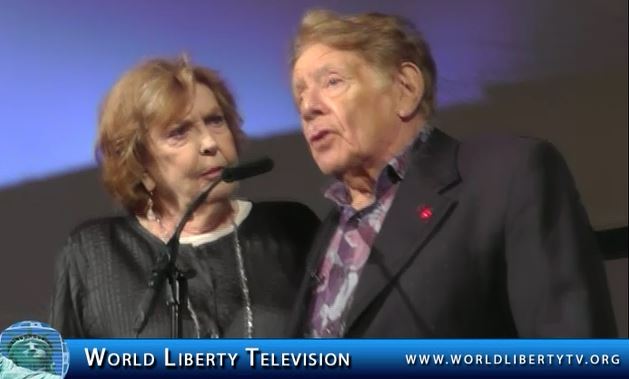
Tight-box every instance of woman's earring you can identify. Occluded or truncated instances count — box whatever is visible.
[146,192,157,221]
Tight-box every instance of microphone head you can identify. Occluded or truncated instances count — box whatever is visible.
[221,157,274,183]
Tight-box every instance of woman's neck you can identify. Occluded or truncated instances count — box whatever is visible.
[145,199,236,240]
[181,200,235,237]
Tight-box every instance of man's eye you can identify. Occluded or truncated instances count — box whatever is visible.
[327,77,343,86]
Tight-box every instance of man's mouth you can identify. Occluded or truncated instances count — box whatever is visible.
[309,129,332,144]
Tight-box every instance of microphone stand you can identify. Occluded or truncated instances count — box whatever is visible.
[134,180,222,338]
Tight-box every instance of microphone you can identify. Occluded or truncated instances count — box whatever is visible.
[221,157,274,183]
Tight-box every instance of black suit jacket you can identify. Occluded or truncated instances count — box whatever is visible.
[290,129,617,337]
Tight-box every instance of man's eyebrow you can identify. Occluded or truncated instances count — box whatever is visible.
[294,64,341,90]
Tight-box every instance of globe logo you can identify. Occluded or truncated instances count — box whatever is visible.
[1,320,69,378]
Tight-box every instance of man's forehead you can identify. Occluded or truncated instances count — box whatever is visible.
[293,46,366,80]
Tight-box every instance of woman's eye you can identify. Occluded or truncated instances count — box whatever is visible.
[168,125,189,139]
[205,114,226,126]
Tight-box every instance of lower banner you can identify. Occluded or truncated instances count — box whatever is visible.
[59,339,627,378]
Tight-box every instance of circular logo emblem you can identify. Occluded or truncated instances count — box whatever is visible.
[1,320,69,378]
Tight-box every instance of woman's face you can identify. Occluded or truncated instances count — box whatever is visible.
[143,83,238,213]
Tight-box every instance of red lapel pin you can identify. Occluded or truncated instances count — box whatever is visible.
[417,205,433,221]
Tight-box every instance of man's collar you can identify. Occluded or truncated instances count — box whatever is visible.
[389,123,433,181]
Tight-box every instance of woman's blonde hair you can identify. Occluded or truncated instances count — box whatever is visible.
[96,56,243,214]
[291,9,437,117]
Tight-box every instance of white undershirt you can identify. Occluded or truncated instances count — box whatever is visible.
[179,200,252,247]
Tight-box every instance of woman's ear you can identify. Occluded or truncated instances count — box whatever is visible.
[395,62,424,120]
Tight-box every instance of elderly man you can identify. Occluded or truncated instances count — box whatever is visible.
[288,9,616,337]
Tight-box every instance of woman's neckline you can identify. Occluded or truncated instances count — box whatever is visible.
[131,199,252,247]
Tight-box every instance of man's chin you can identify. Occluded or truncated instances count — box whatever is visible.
[313,151,361,177]
[315,160,347,177]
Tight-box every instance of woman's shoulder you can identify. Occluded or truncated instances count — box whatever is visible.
[70,215,130,236]
[245,201,320,245]
[243,201,320,269]
[250,201,318,217]
[67,215,131,241]
[54,216,128,277]
[249,201,320,225]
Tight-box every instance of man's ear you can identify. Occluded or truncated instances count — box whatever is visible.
[142,172,156,193]
[395,62,424,120]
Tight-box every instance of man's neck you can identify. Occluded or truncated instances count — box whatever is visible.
[342,167,378,211]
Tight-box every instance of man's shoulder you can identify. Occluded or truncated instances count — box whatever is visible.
[455,133,558,172]
[459,133,549,158]
[416,130,568,192]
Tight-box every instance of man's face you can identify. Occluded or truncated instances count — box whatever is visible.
[292,43,402,176]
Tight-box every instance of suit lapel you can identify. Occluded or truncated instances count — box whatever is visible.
[345,129,461,330]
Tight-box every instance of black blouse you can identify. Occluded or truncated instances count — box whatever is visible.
[49,201,319,338]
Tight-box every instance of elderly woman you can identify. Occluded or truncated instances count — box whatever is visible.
[49,57,319,338]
